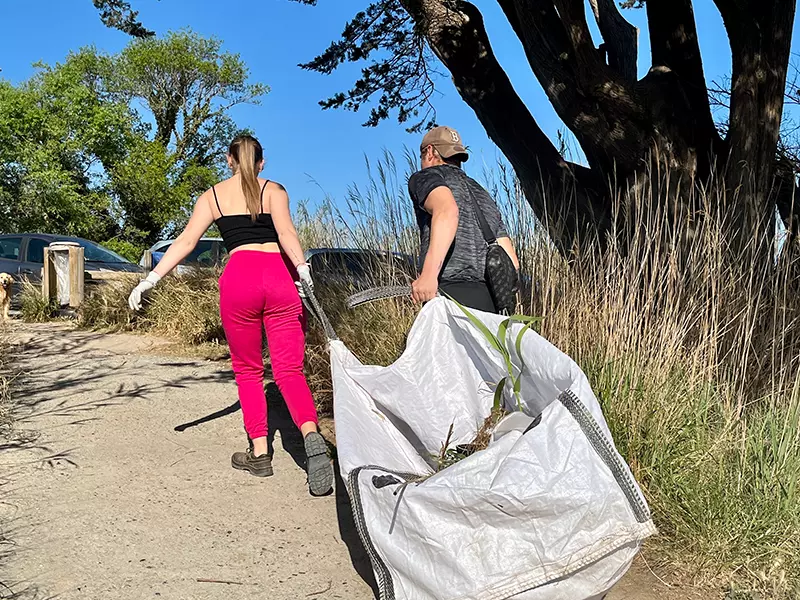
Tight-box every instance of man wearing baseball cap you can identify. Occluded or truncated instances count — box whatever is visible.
[408,126,519,312]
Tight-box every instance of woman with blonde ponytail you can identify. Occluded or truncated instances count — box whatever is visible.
[127,134,332,496]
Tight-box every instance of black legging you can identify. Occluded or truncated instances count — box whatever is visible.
[439,280,497,314]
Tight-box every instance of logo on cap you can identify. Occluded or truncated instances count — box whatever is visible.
[450,130,460,143]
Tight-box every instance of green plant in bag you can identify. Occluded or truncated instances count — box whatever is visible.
[448,294,542,411]
[425,297,544,471]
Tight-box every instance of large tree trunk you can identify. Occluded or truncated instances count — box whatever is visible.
[715,0,797,240]
[403,0,720,253]
[644,0,724,180]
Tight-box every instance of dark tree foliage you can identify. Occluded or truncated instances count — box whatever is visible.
[92,0,154,38]
[296,0,438,132]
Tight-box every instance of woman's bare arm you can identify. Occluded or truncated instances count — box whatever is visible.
[269,183,307,266]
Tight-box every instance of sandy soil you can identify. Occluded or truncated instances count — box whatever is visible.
[0,322,703,600]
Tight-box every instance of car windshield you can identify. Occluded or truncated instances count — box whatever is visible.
[66,240,131,263]
[152,240,220,265]
[187,240,216,263]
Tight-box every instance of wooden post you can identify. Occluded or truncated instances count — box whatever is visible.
[143,249,153,273]
[68,246,85,308]
[42,247,57,302]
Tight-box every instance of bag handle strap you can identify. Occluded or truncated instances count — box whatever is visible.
[463,185,497,245]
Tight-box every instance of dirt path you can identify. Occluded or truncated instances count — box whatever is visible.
[1,323,691,600]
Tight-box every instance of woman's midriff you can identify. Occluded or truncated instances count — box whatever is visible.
[229,242,282,255]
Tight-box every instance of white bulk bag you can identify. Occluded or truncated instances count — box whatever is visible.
[331,298,656,600]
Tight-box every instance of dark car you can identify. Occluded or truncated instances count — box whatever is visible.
[305,248,417,290]
[0,234,142,282]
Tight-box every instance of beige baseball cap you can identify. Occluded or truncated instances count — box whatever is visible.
[421,126,469,162]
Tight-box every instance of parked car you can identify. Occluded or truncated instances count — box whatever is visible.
[305,248,417,290]
[140,237,226,274]
[0,234,142,282]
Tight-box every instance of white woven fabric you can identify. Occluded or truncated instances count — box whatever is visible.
[332,298,656,600]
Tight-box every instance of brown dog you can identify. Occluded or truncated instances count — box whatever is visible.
[0,273,14,321]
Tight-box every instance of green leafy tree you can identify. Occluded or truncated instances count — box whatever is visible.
[108,30,267,245]
[0,49,135,239]
[0,30,266,252]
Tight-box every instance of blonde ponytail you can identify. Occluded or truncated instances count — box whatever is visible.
[228,135,264,220]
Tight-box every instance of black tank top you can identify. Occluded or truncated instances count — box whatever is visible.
[214,180,279,252]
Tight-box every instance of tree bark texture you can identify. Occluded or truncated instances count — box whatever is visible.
[715,0,797,233]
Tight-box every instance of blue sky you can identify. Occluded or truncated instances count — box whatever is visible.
[0,1,797,207]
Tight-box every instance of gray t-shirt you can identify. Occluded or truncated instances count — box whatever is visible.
[408,165,508,283]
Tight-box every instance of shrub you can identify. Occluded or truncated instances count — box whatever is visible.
[78,276,138,331]
[19,280,58,322]
[144,268,225,344]
[77,270,224,345]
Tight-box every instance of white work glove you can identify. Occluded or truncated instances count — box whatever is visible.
[295,263,314,299]
[128,271,161,311]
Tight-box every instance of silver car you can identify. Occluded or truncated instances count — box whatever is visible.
[139,237,226,274]
[304,248,417,290]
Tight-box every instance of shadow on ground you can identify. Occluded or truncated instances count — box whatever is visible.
[8,330,234,436]
[171,381,379,598]
[6,325,381,599]
[171,383,308,470]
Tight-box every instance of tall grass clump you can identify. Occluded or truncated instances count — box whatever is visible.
[521,169,800,598]
[78,276,137,330]
[295,149,420,258]
[142,269,224,344]
[19,280,58,322]
[77,270,224,344]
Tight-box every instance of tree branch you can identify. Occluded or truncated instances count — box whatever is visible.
[551,0,597,60]
[495,0,576,84]
[299,1,439,131]
[714,0,796,219]
[645,0,720,167]
[495,0,652,174]
[92,0,154,38]
[588,0,638,81]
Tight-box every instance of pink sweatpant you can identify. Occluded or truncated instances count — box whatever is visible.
[219,251,318,440]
